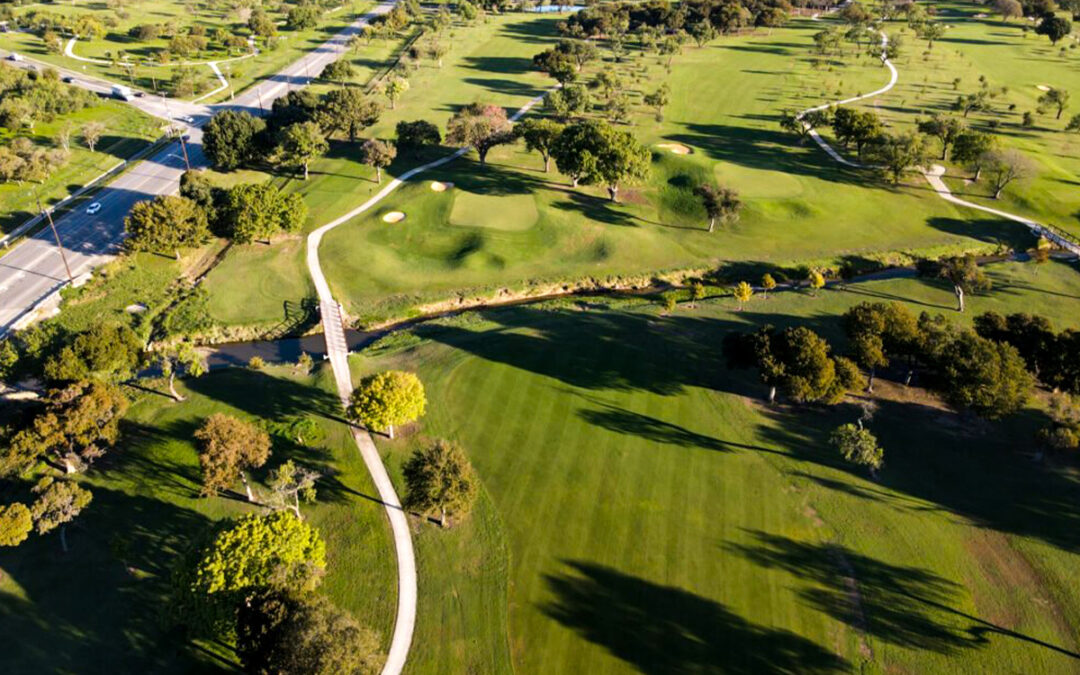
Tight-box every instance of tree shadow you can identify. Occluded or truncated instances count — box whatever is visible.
[728,530,1080,659]
[541,559,848,674]
[925,216,1034,251]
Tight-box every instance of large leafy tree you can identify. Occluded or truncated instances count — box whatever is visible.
[693,184,741,232]
[0,503,33,547]
[3,381,129,475]
[359,138,396,183]
[931,254,992,312]
[318,88,381,141]
[402,439,478,528]
[266,460,320,519]
[195,414,272,501]
[347,370,426,439]
[951,130,996,180]
[395,119,441,156]
[156,341,207,401]
[516,118,564,172]
[1037,87,1070,120]
[843,302,920,392]
[446,103,515,165]
[29,477,92,551]
[831,424,884,477]
[203,110,266,170]
[222,183,308,243]
[831,107,883,161]
[551,119,650,201]
[935,331,1034,419]
[1036,15,1071,44]
[125,195,210,258]
[916,114,965,160]
[236,590,380,675]
[869,131,928,185]
[43,323,143,384]
[276,121,328,180]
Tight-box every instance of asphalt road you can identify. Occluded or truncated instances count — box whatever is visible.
[0,0,394,334]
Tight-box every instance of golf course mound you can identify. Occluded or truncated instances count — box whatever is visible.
[449,191,538,231]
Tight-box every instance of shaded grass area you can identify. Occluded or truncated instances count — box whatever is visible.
[0,363,396,673]
[349,258,1080,674]
[0,100,161,234]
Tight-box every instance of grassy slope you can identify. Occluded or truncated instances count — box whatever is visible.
[0,99,161,234]
[352,257,1080,674]
[0,364,397,673]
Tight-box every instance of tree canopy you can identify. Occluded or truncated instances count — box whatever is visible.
[125,195,210,256]
[195,414,272,500]
[402,439,478,527]
[203,110,266,171]
[43,323,143,385]
[347,370,426,439]
[445,103,515,165]
[551,119,650,201]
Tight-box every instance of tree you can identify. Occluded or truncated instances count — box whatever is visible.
[125,195,210,257]
[761,273,777,299]
[222,183,308,243]
[3,381,129,476]
[382,76,409,110]
[982,148,1036,199]
[551,120,650,201]
[0,503,33,547]
[195,414,272,501]
[732,281,753,311]
[869,131,928,185]
[287,5,321,30]
[919,21,945,48]
[445,103,515,166]
[402,439,477,528]
[544,85,591,121]
[249,9,277,37]
[693,184,740,232]
[1036,15,1071,44]
[1066,113,1080,132]
[993,0,1023,21]
[1038,87,1070,119]
[268,90,320,133]
[974,311,1057,377]
[643,84,670,122]
[516,118,564,172]
[355,138,395,183]
[202,110,265,171]
[44,323,143,384]
[347,370,426,439]
[831,108,883,161]
[276,121,327,180]
[81,121,105,152]
[936,331,1033,419]
[395,120,441,156]
[237,590,380,675]
[532,48,577,84]
[188,512,326,614]
[831,424,884,476]
[30,477,92,551]
[935,254,992,312]
[951,130,996,180]
[807,269,826,296]
[157,341,206,401]
[724,325,858,404]
[265,460,320,520]
[319,88,380,142]
[917,114,965,160]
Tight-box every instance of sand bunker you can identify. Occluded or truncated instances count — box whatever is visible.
[382,211,406,223]
[974,12,988,17]
[657,143,693,155]
[124,303,148,314]
[430,181,454,192]
[1036,84,1051,92]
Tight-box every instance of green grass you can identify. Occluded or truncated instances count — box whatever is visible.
[0,0,373,101]
[347,257,1080,674]
[0,363,396,673]
[203,237,315,330]
[0,100,161,234]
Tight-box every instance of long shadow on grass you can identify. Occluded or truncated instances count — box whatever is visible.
[0,487,218,673]
[729,531,1080,660]
[927,216,1035,251]
[185,368,343,422]
[542,560,848,674]
[669,123,866,186]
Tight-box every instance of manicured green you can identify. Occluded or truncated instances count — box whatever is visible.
[0,363,396,673]
[349,257,1080,674]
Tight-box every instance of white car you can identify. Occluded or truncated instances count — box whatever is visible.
[86,202,102,215]
[176,115,195,124]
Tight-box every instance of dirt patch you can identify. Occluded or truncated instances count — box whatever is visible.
[382,211,406,223]
[430,181,454,192]
[657,142,693,155]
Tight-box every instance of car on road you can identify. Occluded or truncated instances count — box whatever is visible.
[86,202,102,215]
[62,76,74,83]
[176,115,195,124]
[7,53,23,62]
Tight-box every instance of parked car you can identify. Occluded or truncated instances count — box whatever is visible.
[86,202,102,215]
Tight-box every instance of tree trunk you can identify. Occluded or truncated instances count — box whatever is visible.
[303,162,309,180]
[941,145,947,160]
[440,506,447,528]
[241,472,255,502]
[168,370,185,402]
[175,248,181,261]
[768,385,777,403]
[292,493,302,519]
[608,185,618,202]
[993,185,1003,199]
[571,176,580,188]
[974,165,982,181]
[60,525,69,554]
[866,368,875,393]
[376,165,382,183]
[478,147,488,165]
[954,285,964,312]
[543,154,550,172]
[388,424,395,440]
[708,217,715,233]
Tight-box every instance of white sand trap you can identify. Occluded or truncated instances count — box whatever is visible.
[974,12,988,17]
[124,303,147,314]
[657,143,692,155]
[430,181,454,192]
[382,211,406,223]
[1036,84,1051,92]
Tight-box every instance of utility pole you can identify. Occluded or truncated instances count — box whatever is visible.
[175,128,191,170]
[38,197,73,284]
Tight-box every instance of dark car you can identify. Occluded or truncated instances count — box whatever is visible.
[62,76,74,83]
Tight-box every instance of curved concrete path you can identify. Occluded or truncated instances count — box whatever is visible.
[306,88,551,675]
[796,29,1080,256]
